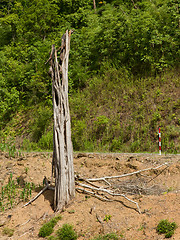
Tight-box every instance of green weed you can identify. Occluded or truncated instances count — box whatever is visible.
[103,215,112,222]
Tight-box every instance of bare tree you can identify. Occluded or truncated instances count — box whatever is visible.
[50,30,75,211]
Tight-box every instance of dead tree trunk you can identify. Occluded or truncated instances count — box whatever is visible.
[50,30,75,211]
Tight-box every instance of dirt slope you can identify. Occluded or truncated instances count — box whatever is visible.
[0,152,179,240]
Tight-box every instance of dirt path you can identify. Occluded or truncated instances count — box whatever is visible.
[0,152,179,239]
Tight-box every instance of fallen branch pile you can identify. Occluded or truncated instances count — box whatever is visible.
[75,162,169,214]
[23,162,169,214]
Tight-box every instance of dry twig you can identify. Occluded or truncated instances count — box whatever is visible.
[86,162,169,182]
[76,182,141,213]
[22,177,54,208]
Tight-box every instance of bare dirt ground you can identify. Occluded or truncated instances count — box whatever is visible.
[0,152,179,240]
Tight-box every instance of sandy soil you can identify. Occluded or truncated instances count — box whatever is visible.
[0,152,179,240]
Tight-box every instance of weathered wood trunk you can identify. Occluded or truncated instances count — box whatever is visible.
[50,30,75,211]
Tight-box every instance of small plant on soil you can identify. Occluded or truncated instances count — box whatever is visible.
[91,233,119,240]
[2,227,14,237]
[38,215,62,237]
[0,173,36,211]
[20,181,35,201]
[56,224,77,240]
[25,167,29,174]
[157,219,178,238]
[103,215,112,222]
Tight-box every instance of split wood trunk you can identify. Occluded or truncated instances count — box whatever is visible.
[50,30,75,211]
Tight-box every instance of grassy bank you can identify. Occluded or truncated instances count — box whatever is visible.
[1,69,179,154]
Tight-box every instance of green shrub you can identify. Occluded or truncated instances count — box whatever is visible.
[22,138,41,152]
[31,106,52,142]
[39,215,62,238]
[110,138,123,152]
[71,120,87,151]
[39,222,54,237]
[38,130,53,150]
[130,140,141,152]
[92,233,119,240]
[48,236,58,240]
[94,115,110,140]
[157,219,177,238]
[56,224,77,240]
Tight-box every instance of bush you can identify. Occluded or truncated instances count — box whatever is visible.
[48,236,57,240]
[56,224,77,240]
[38,130,53,150]
[39,222,54,237]
[92,233,119,240]
[39,215,62,238]
[157,219,177,238]
[31,106,52,142]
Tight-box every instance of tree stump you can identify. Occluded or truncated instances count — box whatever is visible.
[50,30,75,211]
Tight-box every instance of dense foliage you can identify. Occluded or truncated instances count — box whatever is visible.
[0,0,179,153]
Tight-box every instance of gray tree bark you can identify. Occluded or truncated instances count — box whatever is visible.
[50,30,75,211]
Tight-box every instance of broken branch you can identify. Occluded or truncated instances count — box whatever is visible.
[86,162,169,182]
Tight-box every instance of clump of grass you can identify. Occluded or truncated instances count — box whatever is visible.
[56,224,77,240]
[91,233,119,240]
[38,215,62,238]
[157,219,178,238]
[2,227,14,237]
